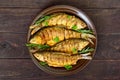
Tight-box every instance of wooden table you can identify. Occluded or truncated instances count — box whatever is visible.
[0,0,120,80]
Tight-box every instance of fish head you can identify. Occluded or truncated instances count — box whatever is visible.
[34,53,45,62]
[30,35,42,44]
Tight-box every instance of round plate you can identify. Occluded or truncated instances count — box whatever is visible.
[27,5,97,76]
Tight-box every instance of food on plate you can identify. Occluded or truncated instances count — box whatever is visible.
[26,12,96,70]
[30,13,87,35]
[48,39,89,54]
[29,27,95,46]
[34,51,92,67]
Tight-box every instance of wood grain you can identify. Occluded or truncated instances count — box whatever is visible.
[0,9,120,33]
[0,0,119,9]
[0,59,120,80]
[0,33,29,58]
[0,33,120,60]
[95,34,120,60]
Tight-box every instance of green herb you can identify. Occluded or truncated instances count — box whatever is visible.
[67,15,72,19]
[53,36,59,42]
[79,47,94,54]
[44,21,48,26]
[64,65,72,70]
[44,16,51,20]
[72,48,77,54]
[39,61,47,65]
[72,25,78,30]
[35,16,51,25]
[37,44,50,50]
[26,43,38,47]
[26,43,50,50]
[76,29,93,34]
[35,18,44,25]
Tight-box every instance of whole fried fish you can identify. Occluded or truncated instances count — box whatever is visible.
[30,13,87,35]
[34,52,92,67]
[30,27,95,46]
[49,39,89,54]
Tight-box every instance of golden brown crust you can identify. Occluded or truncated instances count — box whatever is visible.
[30,13,87,35]
[49,39,89,54]
[30,27,81,46]
[34,52,80,67]
[29,13,95,68]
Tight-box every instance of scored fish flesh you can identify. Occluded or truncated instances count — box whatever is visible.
[30,13,87,35]
[30,27,95,46]
[34,51,92,67]
[49,39,89,54]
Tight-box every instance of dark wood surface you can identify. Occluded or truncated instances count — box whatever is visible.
[0,0,120,80]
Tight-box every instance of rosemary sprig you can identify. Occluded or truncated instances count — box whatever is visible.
[79,47,94,54]
[35,16,51,25]
[26,43,50,50]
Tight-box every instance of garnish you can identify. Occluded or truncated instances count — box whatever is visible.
[72,25,78,30]
[26,43,50,50]
[72,48,77,54]
[76,29,93,34]
[64,65,72,70]
[39,61,47,65]
[44,21,48,26]
[79,47,94,54]
[67,15,72,19]
[53,36,59,42]
[35,16,51,25]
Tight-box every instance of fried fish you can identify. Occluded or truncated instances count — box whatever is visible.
[30,27,95,46]
[34,51,92,67]
[30,13,87,35]
[49,39,89,54]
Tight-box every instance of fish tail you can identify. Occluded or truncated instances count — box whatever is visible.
[80,56,92,60]
[80,52,91,56]
[81,33,95,44]
[79,53,92,60]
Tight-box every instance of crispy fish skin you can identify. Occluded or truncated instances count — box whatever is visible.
[34,52,92,67]
[46,13,86,29]
[30,13,87,35]
[49,39,89,54]
[30,27,81,46]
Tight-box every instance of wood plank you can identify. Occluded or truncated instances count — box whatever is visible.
[0,33,30,58]
[0,59,120,80]
[0,33,120,60]
[0,0,119,9]
[0,9,38,33]
[83,9,120,34]
[95,34,120,60]
[0,9,119,33]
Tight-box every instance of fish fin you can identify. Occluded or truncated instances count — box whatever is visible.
[80,56,92,60]
[79,52,92,60]
[88,38,94,45]
[80,52,91,56]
